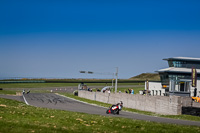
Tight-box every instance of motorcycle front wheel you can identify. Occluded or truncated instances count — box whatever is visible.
[113,109,119,115]
[106,109,109,114]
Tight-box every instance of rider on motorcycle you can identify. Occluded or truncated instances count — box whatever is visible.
[117,101,123,111]
[110,101,123,114]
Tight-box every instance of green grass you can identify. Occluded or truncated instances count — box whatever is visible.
[60,93,200,122]
[0,88,54,94]
[0,90,16,95]
[0,98,199,133]
[0,82,144,89]
[0,83,79,88]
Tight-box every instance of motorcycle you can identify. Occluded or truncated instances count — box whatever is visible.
[106,101,123,115]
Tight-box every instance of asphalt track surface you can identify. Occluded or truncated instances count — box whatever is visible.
[1,93,200,127]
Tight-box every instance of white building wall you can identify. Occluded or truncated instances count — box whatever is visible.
[145,82,165,96]
[190,80,200,97]
[197,80,200,96]
[145,80,200,97]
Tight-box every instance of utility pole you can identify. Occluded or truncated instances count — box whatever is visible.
[115,67,118,93]
[112,73,114,87]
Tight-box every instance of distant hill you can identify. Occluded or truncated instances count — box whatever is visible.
[129,73,160,81]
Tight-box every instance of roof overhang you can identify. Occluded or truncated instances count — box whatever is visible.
[163,57,200,62]
[156,67,200,74]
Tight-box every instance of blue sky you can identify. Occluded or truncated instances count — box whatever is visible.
[0,0,200,79]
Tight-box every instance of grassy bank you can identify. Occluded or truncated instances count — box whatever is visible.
[0,98,199,133]
[0,83,79,88]
[0,90,16,95]
[0,82,144,88]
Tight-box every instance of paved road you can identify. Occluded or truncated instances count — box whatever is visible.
[0,94,24,102]
[1,93,200,127]
[23,93,200,127]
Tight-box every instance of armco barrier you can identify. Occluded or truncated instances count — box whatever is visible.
[78,90,182,115]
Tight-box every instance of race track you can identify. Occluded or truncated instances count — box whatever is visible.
[21,93,200,127]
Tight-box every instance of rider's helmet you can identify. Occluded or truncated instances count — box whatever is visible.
[120,101,123,106]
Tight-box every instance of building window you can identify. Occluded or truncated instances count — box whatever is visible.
[168,61,174,67]
[171,61,186,68]
[168,60,200,68]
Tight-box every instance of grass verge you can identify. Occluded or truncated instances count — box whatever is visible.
[0,83,144,88]
[0,90,16,95]
[0,83,79,88]
[0,98,199,133]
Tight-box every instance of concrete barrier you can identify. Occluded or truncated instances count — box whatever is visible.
[78,90,182,115]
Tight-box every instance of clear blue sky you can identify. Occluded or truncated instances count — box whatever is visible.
[0,0,200,79]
